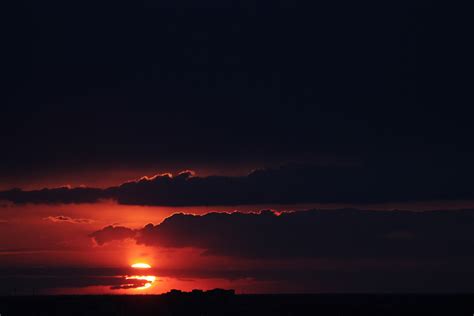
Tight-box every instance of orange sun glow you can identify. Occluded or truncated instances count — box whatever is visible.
[127,263,155,290]
[131,262,151,269]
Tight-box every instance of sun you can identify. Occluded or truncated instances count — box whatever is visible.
[131,263,151,269]
[128,263,155,290]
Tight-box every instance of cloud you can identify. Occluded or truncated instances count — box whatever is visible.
[0,187,108,204]
[44,215,93,224]
[109,278,150,290]
[4,262,474,293]
[109,283,145,290]
[89,225,136,245]
[0,267,151,293]
[2,163,474,206]
[91,208,474,260]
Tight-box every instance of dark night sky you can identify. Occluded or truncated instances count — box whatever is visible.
[2,0,473,186]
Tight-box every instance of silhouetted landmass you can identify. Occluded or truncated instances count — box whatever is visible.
[165,288,235,297]
[1,293,474,316]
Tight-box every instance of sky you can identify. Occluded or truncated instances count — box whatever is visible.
[2,0,474,294]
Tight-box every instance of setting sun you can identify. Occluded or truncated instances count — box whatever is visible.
[131,263,151,269]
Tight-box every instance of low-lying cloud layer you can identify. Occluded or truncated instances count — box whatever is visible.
[90,208,474,259]
[44,215,92,224]
[2,163,474,206]
[4,261,474,294]
[89,225,136,245]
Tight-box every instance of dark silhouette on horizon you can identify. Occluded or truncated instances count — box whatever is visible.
[2,292,474,316]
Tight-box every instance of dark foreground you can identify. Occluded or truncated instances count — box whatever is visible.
[1,293,474,316]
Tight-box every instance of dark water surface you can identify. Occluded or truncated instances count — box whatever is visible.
[1,294,474,315]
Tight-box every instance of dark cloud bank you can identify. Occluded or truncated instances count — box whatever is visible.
[2,163,474,206]
[3,208,474,293]
[90,208,474,260]
[84,208,474,292]
[0,268,151,294]
[4,208,474,293]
